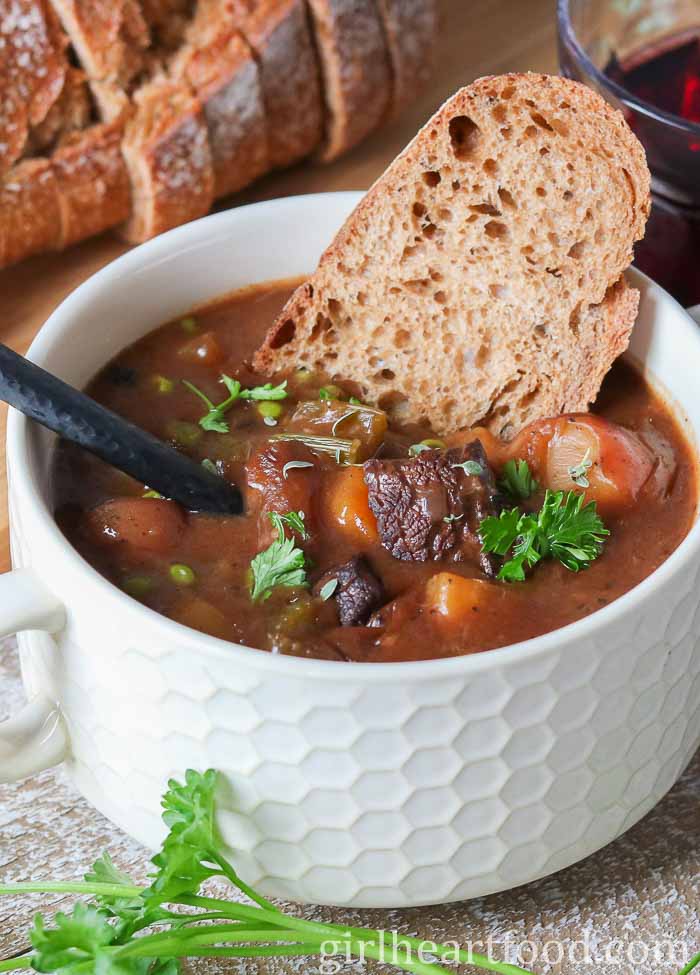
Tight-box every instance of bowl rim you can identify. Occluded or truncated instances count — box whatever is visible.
[7,191,700,682]
[556,0,700,139]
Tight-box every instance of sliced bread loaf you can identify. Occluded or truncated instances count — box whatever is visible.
[254,73,651,438]
[305,0,392,162]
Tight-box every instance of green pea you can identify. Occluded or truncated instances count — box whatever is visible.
[257,401,283,419]
[152,375,174,394]
[166,420,202,447]
[170,563,196,586]
[321,384,344,401]
[123,576,153,599]
[294,368,312,383]
[179,316,198,334]
[142,489,164,499]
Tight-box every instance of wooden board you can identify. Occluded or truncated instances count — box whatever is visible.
[0,0,558,573]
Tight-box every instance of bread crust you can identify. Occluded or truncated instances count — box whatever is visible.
[120,80,214,242]
[305,0,392,162]
[376,0,438,117]
[0,158,61,266]
[52,121,131,247]
[255,74,651,437]
[171,28,268,198]
[236,0,323,168]
[0,0,68,173]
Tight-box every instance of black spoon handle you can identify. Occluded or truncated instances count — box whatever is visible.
[0,343,243,515]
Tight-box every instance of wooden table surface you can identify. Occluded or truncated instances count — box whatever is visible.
[1,2,698,973]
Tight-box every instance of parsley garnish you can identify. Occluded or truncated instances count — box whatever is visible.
[568,448,593,488]
[250,511,308,601]
[498,458,539,500]
[480,489,609,582]
[0,769,539,975]
[183,376,287,433]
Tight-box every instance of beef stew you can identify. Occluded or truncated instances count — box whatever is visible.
[52,279,698,662]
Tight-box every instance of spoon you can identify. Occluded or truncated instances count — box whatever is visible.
[0,343,243,515]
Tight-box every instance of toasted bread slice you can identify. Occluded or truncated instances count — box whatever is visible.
[0,159,62,266]
[376,0,439,118]
[255,74,651,438]
[305,0,392,162]
[120,79,214,243]
[52,122,131,248]
[235,0,323,168]
[171,26,268,198]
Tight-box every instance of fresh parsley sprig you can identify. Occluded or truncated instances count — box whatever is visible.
[0,769,537,975]
[480,489,609,582]
[250,511,309,601]
[498,458,539,501]
[183,376,287,433]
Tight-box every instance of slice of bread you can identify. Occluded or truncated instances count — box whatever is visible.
[120,79,214,243]
[376,0,438,118]
[52,121,131,248]
[171,28,268,198]
[305,0,392,162]
[0,159,62,266]
[0,0,68,174]
[255,74,651,438]
[236,0,323,169]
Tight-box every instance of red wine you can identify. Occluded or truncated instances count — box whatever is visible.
[608,36,700,131]
[605,35,700,307]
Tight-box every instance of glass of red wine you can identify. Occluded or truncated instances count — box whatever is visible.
[557,0,700,308]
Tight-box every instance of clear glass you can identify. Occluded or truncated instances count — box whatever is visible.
[558,0,700,307]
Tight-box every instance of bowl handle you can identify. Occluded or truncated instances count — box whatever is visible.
[0,569,68,783]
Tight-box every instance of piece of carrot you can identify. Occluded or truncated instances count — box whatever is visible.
[323,466,378,545]
[424,572,505,625]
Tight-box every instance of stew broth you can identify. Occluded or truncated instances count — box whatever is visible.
[53,279,698,662]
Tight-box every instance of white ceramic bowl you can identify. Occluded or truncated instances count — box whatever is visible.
[2,193,700,909]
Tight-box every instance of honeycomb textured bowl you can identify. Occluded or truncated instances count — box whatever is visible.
[3,194,700,908]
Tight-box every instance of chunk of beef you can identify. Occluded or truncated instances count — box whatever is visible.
[363,441,501,577]
[313,555,384,626]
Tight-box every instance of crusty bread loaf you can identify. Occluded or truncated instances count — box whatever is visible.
[52,122,131,247]
[120,79,214,242]
[305,0,392,162]
[235,0,323,169]
[172,17,268,199]
[255,74,651,438]
[376,0,438,118]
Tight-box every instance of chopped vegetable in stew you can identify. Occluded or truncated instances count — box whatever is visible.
[52,279,698,662]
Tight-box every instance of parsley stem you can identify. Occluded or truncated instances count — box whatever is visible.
[0,881,142,897]
[0,958,32,972]
[212,852,279,912]
[678,952,700,975]
[175,899,534,975]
